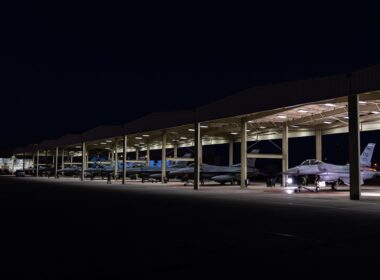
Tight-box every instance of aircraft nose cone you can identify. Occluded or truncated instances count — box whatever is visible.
[285,167,299,175]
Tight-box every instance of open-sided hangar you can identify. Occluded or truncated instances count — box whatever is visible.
[13,65,380,200]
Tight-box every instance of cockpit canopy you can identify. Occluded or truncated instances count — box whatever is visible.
[300,159,322,166]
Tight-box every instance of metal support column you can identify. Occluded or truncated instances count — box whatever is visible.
[348,94,361,200]
[36,150,40,177]
[61,150,65,169]
[173,144,178,158]
[194,122,201,190]
[146,142,150,166]
[23,153,26,171]
[282,123,289,186]
[161,131,167,183]
[123,135,127,184]
[240,118,247,188]
[114,139,118,180]
[315,129,322,161]
[135,148,139,160]
[55,147,59,178]
[81,142,86,181]
[229,138,234,166]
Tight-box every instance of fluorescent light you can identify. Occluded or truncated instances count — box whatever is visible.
[75,146,81,148]
[297,109,308,113]
[259,126,266,129]
[323,121,332,124]
[142,134,150,137]
[277,115,287,119]
[188,128,195,132]
[290,125,299,128]
[106,140,112,143]
[324,103,336,107]
[135,137,143,139]
[200,125,208,128]
[371,111,380,114]
[344,116,349,119]
[248,120,254,123]
[246,129,250,132]
[359,101,367,105]
[230,132,238,135]
[100,142,107,145]
[93,144,98,146]
[180,137,187,140]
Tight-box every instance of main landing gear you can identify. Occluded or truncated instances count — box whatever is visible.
[294,176,321,193]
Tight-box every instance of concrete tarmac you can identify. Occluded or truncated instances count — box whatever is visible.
[1,176,380,278]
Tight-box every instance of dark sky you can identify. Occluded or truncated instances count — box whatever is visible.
[1,2,380,151]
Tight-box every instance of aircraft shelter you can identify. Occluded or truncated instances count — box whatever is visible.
[13,65,380,200]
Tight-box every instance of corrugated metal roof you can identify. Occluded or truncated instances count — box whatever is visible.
[124,110,194,134]
[82,125,124,142]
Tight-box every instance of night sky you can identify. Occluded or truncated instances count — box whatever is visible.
[1,2,380,154]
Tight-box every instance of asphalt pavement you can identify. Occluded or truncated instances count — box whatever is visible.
[1,176,380,279]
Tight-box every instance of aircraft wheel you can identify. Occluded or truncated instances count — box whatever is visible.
[315,186,320,192]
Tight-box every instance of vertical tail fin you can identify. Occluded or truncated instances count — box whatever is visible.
[247,149,260,167]
[360,143,376,167]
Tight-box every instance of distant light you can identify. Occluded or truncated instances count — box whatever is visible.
[248,120,254,123]
[188,128,195,132]
[259,126,266,129]
[362,192,380,197]
[172,139,179,142]
[180,137,187,140]
[134,144,139,146]
[135,137,143,139]
[106,140,112,143]
[297,109,308,113]
[359,101,367,105]
[75,146,81,148]
[323,121,332,124]
[139,142,145,145]
[230,132,238,135]
[142,134,150,137]
[200,125,208,128]
[344,116,349,119]
[286,178,293,184]
[290,125,299,128]
[246,129,250,132]
[324,103,336,107]
[277,115,287,119]
[100,142,107,145]
[371,111,380,114]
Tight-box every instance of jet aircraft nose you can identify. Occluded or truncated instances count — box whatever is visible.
[284,167,299,175]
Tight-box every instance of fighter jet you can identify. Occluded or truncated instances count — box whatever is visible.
[57,165,82,177]
[122,153,193,182]
[284,143,380,192]
[169,150,260,186]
